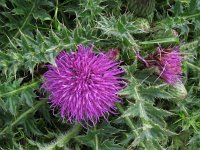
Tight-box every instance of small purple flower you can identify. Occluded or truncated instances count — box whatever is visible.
[42,44,124,125]
[137,46,182,85]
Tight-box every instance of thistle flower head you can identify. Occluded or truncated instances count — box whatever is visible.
[148,46,182,84]
[42,44,124,125]
[137,46,182,85]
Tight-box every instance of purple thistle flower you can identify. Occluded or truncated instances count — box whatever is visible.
[42,44,124,125]
[137,46,182,85]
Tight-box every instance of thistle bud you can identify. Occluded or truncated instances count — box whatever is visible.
[171,80,187,100]
[106,48,120,60]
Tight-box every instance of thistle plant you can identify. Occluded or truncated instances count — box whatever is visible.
[0,0,200,150]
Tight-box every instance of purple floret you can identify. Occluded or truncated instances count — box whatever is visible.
[42,44,124,125]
